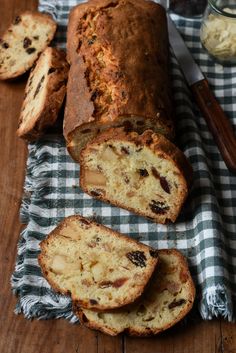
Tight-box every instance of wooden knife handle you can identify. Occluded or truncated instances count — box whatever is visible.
[191,79,236,173]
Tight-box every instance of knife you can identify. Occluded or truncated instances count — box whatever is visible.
[167,15,236,173]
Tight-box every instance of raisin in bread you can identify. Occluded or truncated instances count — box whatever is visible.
[74,249,195,336]
[0,11,56,80]
[38,215,159,311]
[17,47,69,140]
[64,0,174,160]
[79,129,193,224]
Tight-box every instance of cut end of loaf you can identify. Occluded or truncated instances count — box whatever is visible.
[79,129,192,224]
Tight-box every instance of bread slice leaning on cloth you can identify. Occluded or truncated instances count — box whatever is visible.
[74,249,195,336]
[64,0,174,160]
[0,11,57,80]
[38,215,159,311]
[79,129,193,224]
[17,47,69,141]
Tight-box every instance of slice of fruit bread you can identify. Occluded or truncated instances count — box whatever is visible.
[38,215,159,311]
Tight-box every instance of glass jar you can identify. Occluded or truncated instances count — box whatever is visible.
[200,0,236,64]
[169,0,207,18]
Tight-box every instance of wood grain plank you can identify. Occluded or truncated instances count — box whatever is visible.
[125,317,222,353]
[97,332,124,353]
[221,320,236,353]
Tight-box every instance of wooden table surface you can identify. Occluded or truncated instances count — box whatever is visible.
[0,1,235,352]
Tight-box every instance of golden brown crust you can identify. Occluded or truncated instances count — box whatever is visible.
[38,214,159,311]
[17,47,69,141]
[64,0,174,157]
[0,11,57,80]
[79,128,193,223]
[74,249,196,336]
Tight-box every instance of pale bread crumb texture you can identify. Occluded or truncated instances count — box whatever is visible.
[17,47,69,140]
[75,249,196,336]
[38,215,159,311]
[0,11,56,80]
[80,129,192,224]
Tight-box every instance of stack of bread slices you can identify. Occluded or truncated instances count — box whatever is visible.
[1,0,196,335]
[39,215,195,336]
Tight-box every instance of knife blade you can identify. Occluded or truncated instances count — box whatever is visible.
[167,15,236,173]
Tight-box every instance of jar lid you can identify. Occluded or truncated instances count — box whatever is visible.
[209,0,236,18]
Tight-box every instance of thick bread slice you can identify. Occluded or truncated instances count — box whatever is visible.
[17,47,69,141]
[0,11,56,80]
[80,129,193,224]
[38,215,159,311]
[75,249,195,336]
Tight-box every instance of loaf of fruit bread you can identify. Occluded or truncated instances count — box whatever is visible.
[79,128,193,224]
[17,47,69,141]
[74,249,195,336]
[0,11,57,80]
[38,215,159,311]
[64,0,174,161]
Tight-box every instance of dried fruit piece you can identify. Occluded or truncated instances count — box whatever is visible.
[90,299,98,305]
[160,177,171,194]
[33,75,45,98]
[126,251,147,268]
[121,146,129,155]
[168,298,186,309]
[48,67,56,74]
[149,200,169,215]
[99,281,113,289]
[14,16,21,25]
[124,175,130,184]
[99,278,128,289]
[151,166,160,179]
[152,167,171,194]
[23,37,32,49]
[138,168,149,177]
[26,47,36,54]
[113,278,128,288]
[2,42,9,49]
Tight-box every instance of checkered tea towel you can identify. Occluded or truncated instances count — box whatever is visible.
[11,0,236,321]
